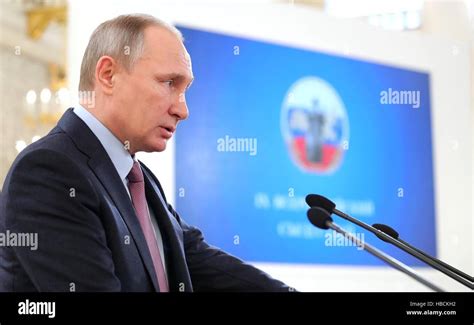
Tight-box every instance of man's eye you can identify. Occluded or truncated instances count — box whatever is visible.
[163,80,174,87]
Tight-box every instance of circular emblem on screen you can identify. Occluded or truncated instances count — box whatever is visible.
[281,76,349,174]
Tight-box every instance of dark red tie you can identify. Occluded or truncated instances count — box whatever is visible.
[127,161,169,292]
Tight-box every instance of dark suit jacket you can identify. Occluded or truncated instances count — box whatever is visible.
[0,109,289,292]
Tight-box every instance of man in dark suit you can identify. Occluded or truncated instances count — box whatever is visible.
[0,14,290,292]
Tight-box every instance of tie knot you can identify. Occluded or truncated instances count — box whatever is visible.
[127,161,144,183]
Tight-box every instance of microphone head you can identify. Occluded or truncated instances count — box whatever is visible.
[373,223,399,239]
[305,194,336,212]
[307,207,333,230]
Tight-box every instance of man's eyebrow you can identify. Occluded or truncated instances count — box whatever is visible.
[155,73,189,80]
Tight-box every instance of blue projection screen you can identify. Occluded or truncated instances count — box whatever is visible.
[175,26,436,266]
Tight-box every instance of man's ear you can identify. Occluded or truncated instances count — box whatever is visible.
[95,56,117,95]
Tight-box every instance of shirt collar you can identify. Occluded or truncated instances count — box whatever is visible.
[73,104,134,182]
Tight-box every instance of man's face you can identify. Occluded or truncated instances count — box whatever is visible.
[111,26,193,153]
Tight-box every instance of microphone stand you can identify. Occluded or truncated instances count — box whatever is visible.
[330,207,473,289]
[309,210,444,292]
[373,223,474,284]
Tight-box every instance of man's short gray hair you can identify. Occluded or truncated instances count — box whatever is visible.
[79,14,182,91]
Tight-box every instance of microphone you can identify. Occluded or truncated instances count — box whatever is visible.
[307,207,444,292]
[372,223,399,243]
[306,194,473,289]
[373,223,474,283]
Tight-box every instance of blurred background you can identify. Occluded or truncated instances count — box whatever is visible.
[0,0,472,292]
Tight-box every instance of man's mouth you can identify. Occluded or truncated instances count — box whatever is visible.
[160,125,175,139]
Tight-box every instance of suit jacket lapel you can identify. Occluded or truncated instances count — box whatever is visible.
[141,164,193,292]
[88,158,160,291]
[57,109,160,292]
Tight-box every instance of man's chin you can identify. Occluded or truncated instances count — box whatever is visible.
[143,139,168,153]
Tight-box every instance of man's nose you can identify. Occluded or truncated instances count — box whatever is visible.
[171,93,189,121]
